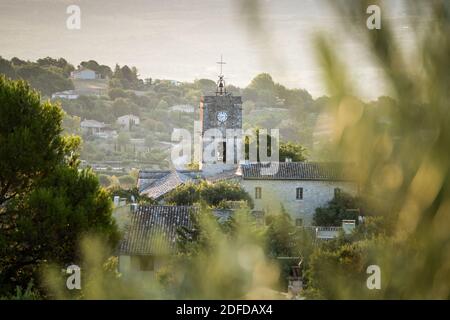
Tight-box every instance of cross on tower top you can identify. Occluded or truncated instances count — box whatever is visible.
[216,55,227,96]
[217,55,226,76]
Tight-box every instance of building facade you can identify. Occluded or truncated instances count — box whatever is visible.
[240,162,358,226]
[70,68,99,80]
[117,114,140,131]
[80,119,107,135]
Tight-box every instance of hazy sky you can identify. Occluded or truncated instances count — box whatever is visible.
[0,0,424,99]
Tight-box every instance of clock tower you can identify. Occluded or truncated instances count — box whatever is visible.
[199,61,242,176]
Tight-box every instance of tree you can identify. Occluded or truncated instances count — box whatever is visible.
[313,193,361,226]
[108,88,128,100]
[265,209,297,257]
[0,76,72,206]
[242,100,256,115]
[0,76,119,296]
[110,64,143,90]
[36,57,75,77]
[249,73,276,92]
[164,182,199,206]
[156,99,169,110]
[194,79,216,94]
[98,174,112,187]
[112,98,130,117]
[279,142,308,162]
[164,181,253,208]
[80,60,112,79]
[244,129,308,163]
[15,64,74,96]
[118,175,136,189]
[1,166,119,295]
[117,132,130,150]
[199,181,253,208]
[62,114,81,135]
[264,208,313,289]
[0,56,17,79]
[112,98,139,117]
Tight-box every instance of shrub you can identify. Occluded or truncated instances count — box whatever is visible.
[313,193,360,226]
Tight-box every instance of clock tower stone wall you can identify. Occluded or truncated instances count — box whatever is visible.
[199,93,243,176]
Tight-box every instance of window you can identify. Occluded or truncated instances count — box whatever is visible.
[255,187,262,199]
[131,255,154,271]
[295,218,303,227]
[296,187,303,200]
[334,188,341,198]
[222,141,226,163]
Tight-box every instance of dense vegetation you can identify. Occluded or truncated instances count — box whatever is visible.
[0,56,74,96]
[0,76,119,298]
[164,181,253,208]
[313,193,361,226]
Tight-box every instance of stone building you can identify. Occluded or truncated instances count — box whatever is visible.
[239,162,358,226]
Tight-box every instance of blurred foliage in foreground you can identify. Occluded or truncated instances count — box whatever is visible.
[234,0,450,299]
[42,207,297,299]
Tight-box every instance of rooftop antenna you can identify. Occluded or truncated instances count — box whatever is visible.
[216,55,227,96]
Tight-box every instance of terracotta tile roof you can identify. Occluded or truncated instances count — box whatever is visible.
[119,205,197,255]
[240,162,356,181]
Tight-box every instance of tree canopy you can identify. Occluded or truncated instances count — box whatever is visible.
[0,56,74,96]
[313,193,361,226]
[164,181,253,208]
[0,76,119,297]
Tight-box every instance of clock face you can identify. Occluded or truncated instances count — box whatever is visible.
[217,111,228,123]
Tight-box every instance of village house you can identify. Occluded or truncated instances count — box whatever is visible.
[169,104,195,113]
[51,90,79,100]
[239,161,358,226]
[118,205,195,278]
[70,67,101,80]
[117,114,140,131]
[80,119,107,135]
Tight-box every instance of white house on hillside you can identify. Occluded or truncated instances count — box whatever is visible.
[80,119,106,135]
[52,90,79,100]
[117,114,140,131]
[169,104,195,113]
[71,68,100,80]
